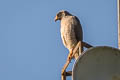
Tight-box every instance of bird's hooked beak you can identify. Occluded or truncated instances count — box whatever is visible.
[54,15,58,22]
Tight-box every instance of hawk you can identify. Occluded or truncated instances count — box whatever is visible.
[54,10,83,60]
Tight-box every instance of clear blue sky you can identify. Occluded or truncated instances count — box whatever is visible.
[0,0,117,80]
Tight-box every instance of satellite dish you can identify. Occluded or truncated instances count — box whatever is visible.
[72,46,120,80]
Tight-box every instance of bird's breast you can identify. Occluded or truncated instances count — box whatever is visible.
[60,17,77,50]
[60,18,71,34]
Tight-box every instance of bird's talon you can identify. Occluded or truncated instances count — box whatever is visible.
[61,69,65,75]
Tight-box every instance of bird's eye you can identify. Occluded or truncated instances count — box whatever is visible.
[57,12,62,17]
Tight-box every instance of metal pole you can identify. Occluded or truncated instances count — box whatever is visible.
[117,0,120,48]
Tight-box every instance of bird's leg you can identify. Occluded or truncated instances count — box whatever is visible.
[61,49,73,75]
[67,49,73,62]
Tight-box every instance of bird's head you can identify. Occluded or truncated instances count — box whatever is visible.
[54,10,72,22]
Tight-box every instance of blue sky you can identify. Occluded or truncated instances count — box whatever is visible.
[0,0,117,80]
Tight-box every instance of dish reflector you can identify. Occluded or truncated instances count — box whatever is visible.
[72,46,120,80]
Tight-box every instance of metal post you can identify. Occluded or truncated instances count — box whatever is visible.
[117,0,120,48]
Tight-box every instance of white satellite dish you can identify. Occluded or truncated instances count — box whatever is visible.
[72,46,120,80]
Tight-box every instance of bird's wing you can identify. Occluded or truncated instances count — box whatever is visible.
[73,16,83,42]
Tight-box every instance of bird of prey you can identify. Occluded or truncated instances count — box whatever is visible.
[54,10,83,60]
